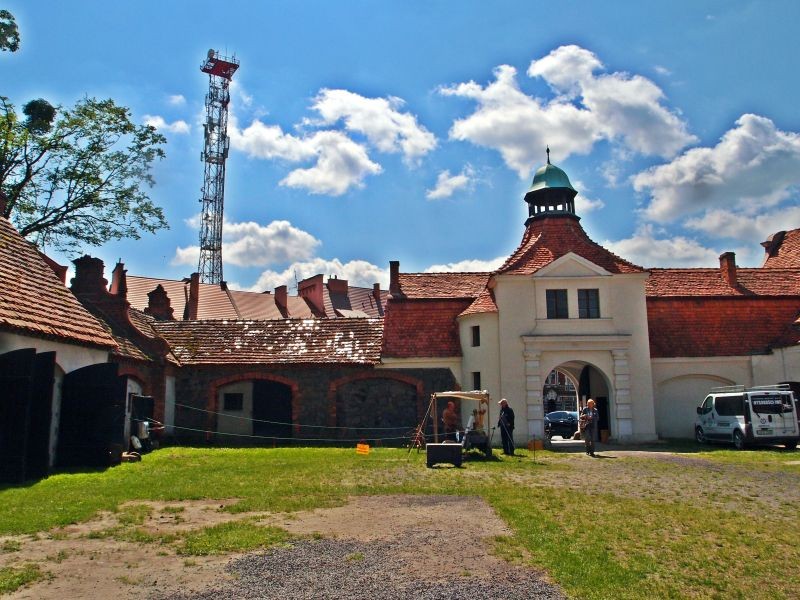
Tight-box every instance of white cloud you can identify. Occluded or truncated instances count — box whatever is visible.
[311,89,436,162]
[602,225,720,267]
[143,115,190,134]
[242,258,388,292]
[633,114,800,222]
[440,45,695,177]
[230,121,381,195]
[172,219,321,268]
[685,206,800,244]
[654,65,672,77]
[167,94,186,106]
[424,256,507,272]
[426,165,475,199]
[279,131,382,196]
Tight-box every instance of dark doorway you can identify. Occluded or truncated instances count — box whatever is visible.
[58,363,126,467]
[0,349,56,483]
[252,380,292,442]
[595,396,610,434]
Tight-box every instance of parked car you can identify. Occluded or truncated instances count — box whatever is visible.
[695,385,799,450]
[544,411,579,439]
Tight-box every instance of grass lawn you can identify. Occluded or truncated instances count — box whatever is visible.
[1,443,799,598]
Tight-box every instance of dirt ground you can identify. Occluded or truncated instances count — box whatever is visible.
[1,495,518,599]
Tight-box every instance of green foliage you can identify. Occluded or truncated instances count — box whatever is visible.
[0,95,168,253]
[177,520,293,556]
[0,10,20,53]
[0,564,42,594]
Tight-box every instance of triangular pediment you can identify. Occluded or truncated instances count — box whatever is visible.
[533,252,611,278]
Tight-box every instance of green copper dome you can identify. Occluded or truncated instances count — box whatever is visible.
[523,148,579,224]
[528,162,576,194]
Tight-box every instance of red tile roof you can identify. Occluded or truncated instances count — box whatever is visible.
[762,228,800,268]
[0,217,116,349]
[226,289,286,320]
[127,276,190,317]
[647,297,800,357]
[382,299,472,358]
[394,272,490,299]
[459,289,498,316]
[496,215,644,276]
[151,318,384,365]
[646,268,800,297]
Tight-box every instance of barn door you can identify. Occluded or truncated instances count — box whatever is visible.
[58,363,126,468]
[27,352,56,479]
[0,349,36,483]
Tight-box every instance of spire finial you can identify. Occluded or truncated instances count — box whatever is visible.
[546,146,551,165]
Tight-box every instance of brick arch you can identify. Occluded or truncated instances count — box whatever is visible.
[327,371,425,427]
[116,365,150,396]
[208,372,301,435]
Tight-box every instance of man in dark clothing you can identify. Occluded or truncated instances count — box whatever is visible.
[498,398,515,455]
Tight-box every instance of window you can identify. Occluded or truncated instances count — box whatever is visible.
[578,289,600,319]
[546,289,568,319]
[223,392,244,411]
[715,395,744,417]
[472,371,481,391]
[471,325,480,347]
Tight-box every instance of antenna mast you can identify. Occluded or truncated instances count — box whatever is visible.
[198,49,239,284]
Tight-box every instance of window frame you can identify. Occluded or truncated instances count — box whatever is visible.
[223,392,244,411]
[471,325,481,347]
[546,289,569,319]
[472,371,481,391]
[578,288,600,319]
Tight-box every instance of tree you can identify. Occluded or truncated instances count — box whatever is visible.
[0,10,20,52]
[0,96,168,253]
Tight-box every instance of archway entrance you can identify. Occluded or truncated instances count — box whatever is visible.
[543,362,612,441]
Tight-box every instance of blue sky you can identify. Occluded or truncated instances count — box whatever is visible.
[4,1,800,291]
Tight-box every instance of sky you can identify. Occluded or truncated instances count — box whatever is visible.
[4,1,800,292]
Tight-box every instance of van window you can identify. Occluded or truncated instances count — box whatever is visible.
[750,393,790,415]
[700,397,713,415]
[715,395,744,416]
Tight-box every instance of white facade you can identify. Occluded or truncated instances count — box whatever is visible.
[458,252,657,444]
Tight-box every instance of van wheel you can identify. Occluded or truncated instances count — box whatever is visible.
[733,429,746,450]
[695,427,706,444]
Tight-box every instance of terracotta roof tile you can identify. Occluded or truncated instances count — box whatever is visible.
[382,299,471,357]
[0,218,116,349]
[459,289,498,316]
[152,318,383,365]
[127,276,189,317]
[227,289,284,319]
[395,273,490,299]
[497,215,644,276]
[762,228,800,268]
[646,268,800,297]
[647,297,800,357]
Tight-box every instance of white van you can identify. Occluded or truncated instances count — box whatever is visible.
[695,385,799,450]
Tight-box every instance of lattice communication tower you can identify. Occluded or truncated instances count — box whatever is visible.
[198,49,239,284]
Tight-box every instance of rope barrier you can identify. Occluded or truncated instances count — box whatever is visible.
[175,402,419,431]
[169,424,421,444]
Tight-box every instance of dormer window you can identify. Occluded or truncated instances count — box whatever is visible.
[578,289,600,319]
[546,289,568,319]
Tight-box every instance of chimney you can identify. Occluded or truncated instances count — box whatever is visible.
[327,275,348,295]
[275,285,288,317]
[389,261,400,295]
[38,251,68,283]
[0,190,7,216]
[71,255,108,299]
[719,252,737,287]
[109,261,128,297]
[298,274,325,315]
[187,272,200,320]
[372,283,382,314]
[144,284,175,321]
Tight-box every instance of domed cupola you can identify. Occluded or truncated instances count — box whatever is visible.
[524,147,578,225]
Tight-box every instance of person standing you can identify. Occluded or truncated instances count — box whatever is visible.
[441,401,459,442]
[581,398,599,457]
[498,398,515,455]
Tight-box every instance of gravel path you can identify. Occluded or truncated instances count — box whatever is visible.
[161,537,565,600]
